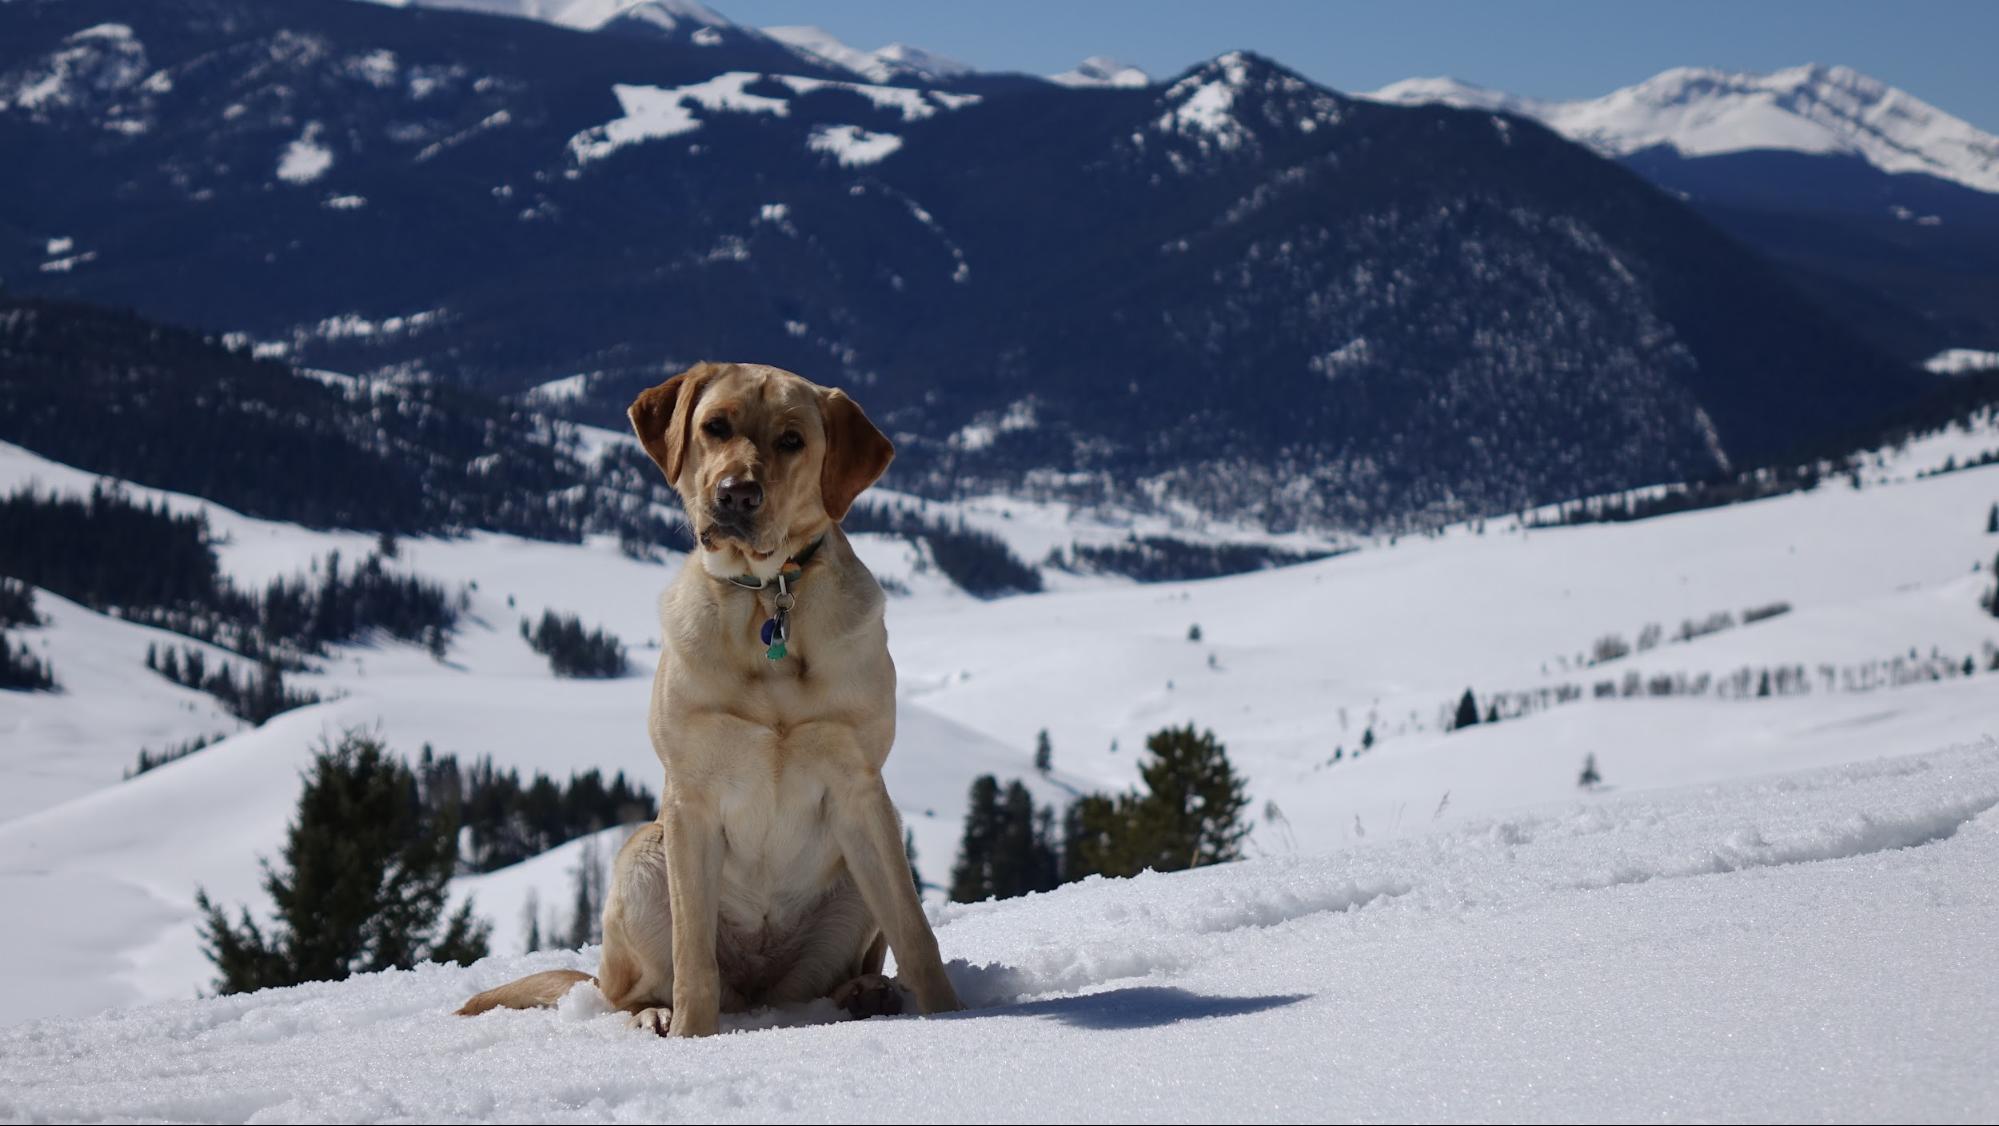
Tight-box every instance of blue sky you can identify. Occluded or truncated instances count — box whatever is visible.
[717,1,1999,131]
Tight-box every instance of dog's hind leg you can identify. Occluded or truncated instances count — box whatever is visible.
[455,822,677,1020]
[599,821,677,1024]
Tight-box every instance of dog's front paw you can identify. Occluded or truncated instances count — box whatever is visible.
[628,1006,673,1037]
[831,973,908,1020]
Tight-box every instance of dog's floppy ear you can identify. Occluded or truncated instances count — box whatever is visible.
[628,363,715,485]
[819,388,894,522]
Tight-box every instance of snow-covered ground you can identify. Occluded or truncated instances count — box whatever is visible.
[1,398,1997,1116]
[4,742,1996,1122]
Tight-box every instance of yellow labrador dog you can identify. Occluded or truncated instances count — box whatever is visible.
[459,362,962,1036]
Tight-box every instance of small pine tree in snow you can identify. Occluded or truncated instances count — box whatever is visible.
[1578,753,1603,789]
[1033,729,1052,774]
[1069,725,1250,879]
[1988,502,1997,534]
[196,732,489,994]
[949,776,1002,903]
[1453,689,1480,731]
[0,632,56,691]
[950,776,1060,902]
[522,888,543,954]
[1187,623,1202,642]
[567,835,606,948]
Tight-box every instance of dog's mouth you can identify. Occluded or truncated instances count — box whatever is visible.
[699,519,774,560]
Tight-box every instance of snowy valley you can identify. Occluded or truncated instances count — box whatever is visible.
[2,387,1996,1116]
[3,1,1999,1120]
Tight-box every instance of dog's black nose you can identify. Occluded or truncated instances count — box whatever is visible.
[715,476,764,515]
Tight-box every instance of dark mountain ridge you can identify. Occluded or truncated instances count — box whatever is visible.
[0,0,1934,528]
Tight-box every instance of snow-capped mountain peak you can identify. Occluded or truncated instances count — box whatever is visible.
[1366,75,1527,115]
[600,0,733,34]
[1050,55,1150,88]
[1366,64,1999,194]
[763,25,971,85]
[367,0,730,32]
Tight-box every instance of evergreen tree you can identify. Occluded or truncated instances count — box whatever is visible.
[1988,502,1997,534]
[0,632,56,691]
[948,775,1003,903]
[522,888,543,954]
[990,783,1029,896]
[1063,793,1117,883]
[1453,689,1480,730]
[196,732,489,994]
[0,577,38,629]
[1127,725,1251,872]
[1070,725,1251,879]
[1578,753,1602,789]
[1033,729,1052,774]
[949,776,1062,902]
[567,835,605,948]
[525,610,627,678]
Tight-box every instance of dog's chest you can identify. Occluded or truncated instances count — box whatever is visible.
[710,761,854,980]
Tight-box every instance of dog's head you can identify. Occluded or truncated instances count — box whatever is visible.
[628,362,894,580]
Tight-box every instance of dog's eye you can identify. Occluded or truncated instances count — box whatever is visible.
[702,417,731,440]
[775,431,805,454]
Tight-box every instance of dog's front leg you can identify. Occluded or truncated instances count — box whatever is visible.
[829,772,964,1015]
[662,792,724,1036]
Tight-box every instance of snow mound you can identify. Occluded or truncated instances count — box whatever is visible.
[4,742,1997,1122]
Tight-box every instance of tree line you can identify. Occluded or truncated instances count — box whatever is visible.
[1449,643,1999,732]
[843,501,1043,597]
[413,746,656,874]
[0,297,686,549]
[146,643,321,725]
[0,485,461,669]
[522,611,627,678]
[196,730,660,995]
[948,724,1251,903]
[0,578,54,691]
[1048,535,1339,583]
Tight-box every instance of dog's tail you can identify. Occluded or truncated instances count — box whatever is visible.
[455,969,596,1016]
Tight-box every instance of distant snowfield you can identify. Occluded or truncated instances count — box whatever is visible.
[1367,64,1999,195]
[0,395,1997,1110]
[1928,347,1999,375]
[566,71,976,166]
[3,743,1996,1122]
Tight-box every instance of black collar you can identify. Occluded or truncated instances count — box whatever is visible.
[722,533,827,591]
